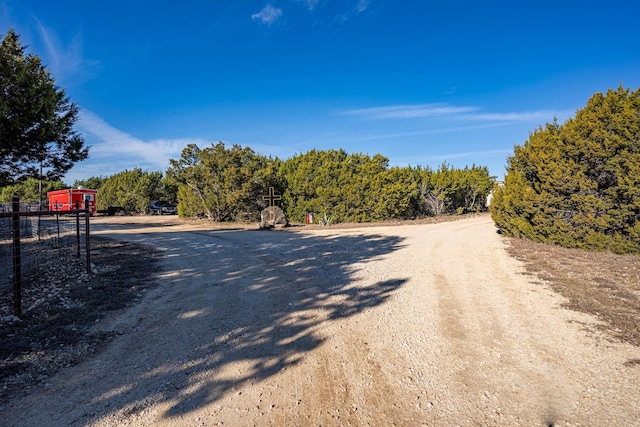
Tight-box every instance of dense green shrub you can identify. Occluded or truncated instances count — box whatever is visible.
[279,151,493,223]
[97,168,167,213]
[491,86,640,253]
[279,149,420,223]
[167,142,281,221]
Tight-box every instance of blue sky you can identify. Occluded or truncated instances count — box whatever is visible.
[2,0,639,184]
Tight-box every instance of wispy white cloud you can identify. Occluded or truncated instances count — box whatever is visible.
[356,0,371,13]
[76,109,206,172]
[251,1,369,27]
[343,103,572,122]
[251,4,283,25]
[34,19,99,84]
[333,122,511,144]
[297,0,321,10]
[465,111,570,121]
[332,0,373,23]
[343,104,479,119]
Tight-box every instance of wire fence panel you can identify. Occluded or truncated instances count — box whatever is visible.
[0,199,89,318]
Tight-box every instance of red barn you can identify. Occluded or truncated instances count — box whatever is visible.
[47,188,98,215]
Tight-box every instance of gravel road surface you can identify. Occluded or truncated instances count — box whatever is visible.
[4,215,640,426]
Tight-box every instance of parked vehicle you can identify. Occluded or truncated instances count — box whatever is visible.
[96,206,124,216]
[148,200,177,215]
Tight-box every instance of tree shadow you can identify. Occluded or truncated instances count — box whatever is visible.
[59,226,407,421]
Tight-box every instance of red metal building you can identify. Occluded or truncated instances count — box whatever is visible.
[47,188,98,215]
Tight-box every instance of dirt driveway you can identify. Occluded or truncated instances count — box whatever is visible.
[4,215,640,426]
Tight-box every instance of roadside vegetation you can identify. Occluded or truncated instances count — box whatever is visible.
[491,86,640,254]
[4,145,495,224]
[85,151,493,223]
[0,177,66,203]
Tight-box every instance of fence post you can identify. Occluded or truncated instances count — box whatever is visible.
[85,198,91,275]
[76,200,81,258]
[12,196,22,317]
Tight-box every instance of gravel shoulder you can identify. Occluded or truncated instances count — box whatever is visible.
[3,214,640,426]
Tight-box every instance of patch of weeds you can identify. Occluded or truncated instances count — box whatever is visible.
[318,213,335,226]
[506,236,640,348]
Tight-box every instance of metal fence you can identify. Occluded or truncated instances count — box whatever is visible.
[0,197,91,317]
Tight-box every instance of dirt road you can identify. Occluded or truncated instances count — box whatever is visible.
[4,215,640,426]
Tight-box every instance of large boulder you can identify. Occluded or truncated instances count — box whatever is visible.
[260,206,288,228]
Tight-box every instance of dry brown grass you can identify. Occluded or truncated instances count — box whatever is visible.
[505,236,640,347]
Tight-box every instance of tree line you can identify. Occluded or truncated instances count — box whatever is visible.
[1,144,495,223]
[58,145,493,222]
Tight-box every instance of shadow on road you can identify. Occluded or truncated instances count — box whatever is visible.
[83,226,407,421]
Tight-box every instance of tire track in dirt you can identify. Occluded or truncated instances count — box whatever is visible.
[426,218,576,425]
[423,217,639,426]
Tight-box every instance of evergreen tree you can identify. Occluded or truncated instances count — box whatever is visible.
[280,149,422,222]
[73,176,107,190]
[0,29,88,187]
[167,142,279,221]
[98,169,165,213]
[491,86,640,253]
[368,166,419,220]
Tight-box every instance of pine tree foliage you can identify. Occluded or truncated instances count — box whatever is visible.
[491,86,640,253]
[0,29,87,187]
[166,142,280,221]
